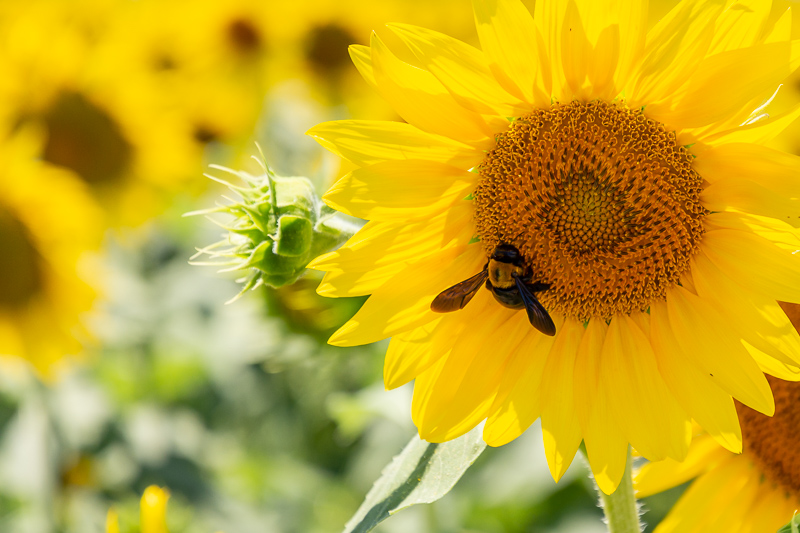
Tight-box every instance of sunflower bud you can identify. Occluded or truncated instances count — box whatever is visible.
[189,157,356,301]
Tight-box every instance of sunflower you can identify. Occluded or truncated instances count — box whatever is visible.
[307,0,800,494]
[0,125,102,375]
[635,371,800,533]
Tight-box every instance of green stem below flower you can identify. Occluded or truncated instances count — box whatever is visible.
[596,446,642,533]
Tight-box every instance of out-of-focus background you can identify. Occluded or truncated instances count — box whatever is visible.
[0,0,794,531]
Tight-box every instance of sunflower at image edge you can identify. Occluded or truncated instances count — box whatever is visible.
[635,365,800,532]
[0,126,102,375]
[307,0,800,494]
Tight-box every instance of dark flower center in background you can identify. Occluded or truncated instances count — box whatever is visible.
[42,91,132,186]
[227,18,262,54]
[475,100,706,319]
[737,377,800,498]
[0,209,43,309]
[305,23,356,75]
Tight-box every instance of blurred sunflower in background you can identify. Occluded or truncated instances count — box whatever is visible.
[635,373,800,532]
[0,125,102,375]
[309,0,800,494]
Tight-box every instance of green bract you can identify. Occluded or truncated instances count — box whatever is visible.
[189,159,355,301]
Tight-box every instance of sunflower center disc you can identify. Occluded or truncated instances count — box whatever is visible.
[737,377,800,497]
[474,100,706,319]
[0,209,43,309]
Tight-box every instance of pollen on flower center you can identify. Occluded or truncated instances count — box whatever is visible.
[474,100,707,319]
[737,378,800,498]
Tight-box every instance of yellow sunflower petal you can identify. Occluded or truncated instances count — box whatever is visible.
[349,44,377,89]
[540,318,584,482]
[634,433,727,497]
[646,41,800,130]
[708,0,770,54]
[310,204,473,273]
[666,284,775,415]
[575,319,629,495]
[702,102,800,146]
[580,0,646,95]
[703,179,800,227]
[417,307,530,442]
[740,487,797,533]
[559,0,592,97]
[307,120,483,168]
[704,212,800,249]
[654,457,757,533]
[323,160,478,221]
[317,266,405,298]
[384,315,469,390]
[700,229,800,304]
[629,0,722,107]
[602,314,690,461]
[386,23,528,116]
[482,323,561,446]
[650,300,743,453]
[532,0,568,98]
[693,142,800,198]
[328,243,485,346]
[370,33,497,146]
[691,253,800,368]
[472,0,548,105]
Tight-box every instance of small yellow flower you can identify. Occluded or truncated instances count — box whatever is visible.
[308,0,800,493]
[635,371,800,533]
[106,486,170,533]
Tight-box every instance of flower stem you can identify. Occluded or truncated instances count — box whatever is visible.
[597,447,641,533]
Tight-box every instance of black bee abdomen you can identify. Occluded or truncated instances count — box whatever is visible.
[488,284,525,309]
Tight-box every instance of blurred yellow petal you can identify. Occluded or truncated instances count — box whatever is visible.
[105,509,121,533]
[634,434,726,497]
[141,486,170,533]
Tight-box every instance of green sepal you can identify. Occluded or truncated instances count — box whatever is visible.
[189,158,358,300]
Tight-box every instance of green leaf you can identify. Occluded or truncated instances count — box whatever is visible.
[343,425,486,533]
[777,511,800,533]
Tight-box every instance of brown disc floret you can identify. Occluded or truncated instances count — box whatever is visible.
[474,100,707,320]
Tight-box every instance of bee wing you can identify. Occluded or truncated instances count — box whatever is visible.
[430,269,488,313]
[514,277,556,336]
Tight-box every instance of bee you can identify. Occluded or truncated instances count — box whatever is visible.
[431,243,556,336]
